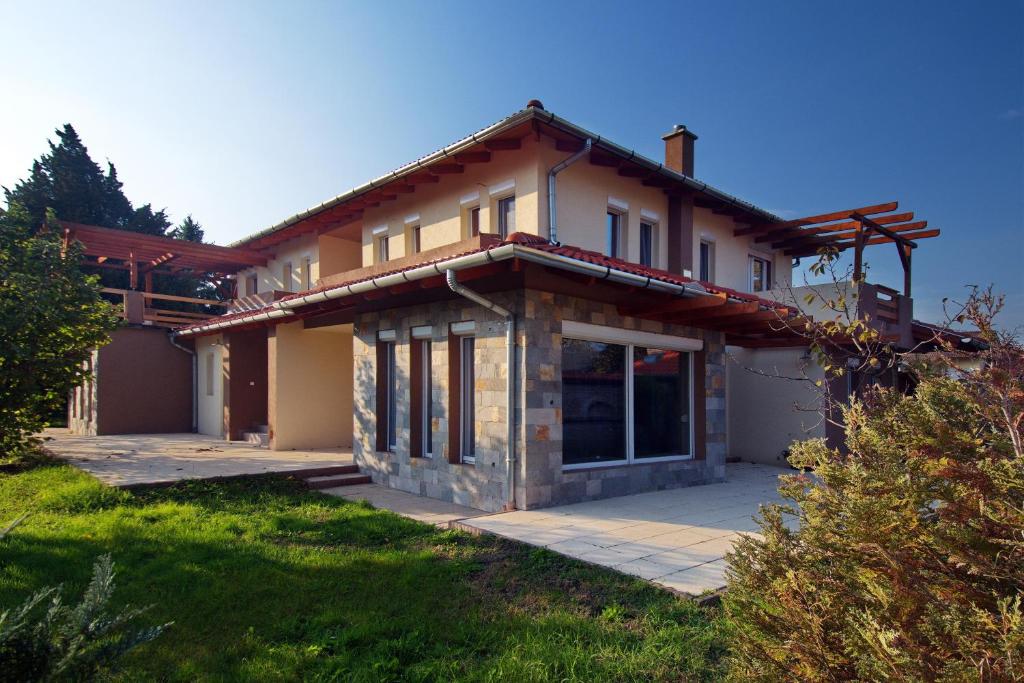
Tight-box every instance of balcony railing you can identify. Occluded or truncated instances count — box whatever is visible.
[859,282,913,347]
[102,288,228,327]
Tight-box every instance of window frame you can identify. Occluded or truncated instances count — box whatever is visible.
[748,254,772,292]
[496,195,515,239]
[376,333,398,453]
[560,321,699,471]
[606,210,623,258]
[700,240,715,282]
[376,233,390,263]
[245,273,258,297]
[281,261,293,292]
[301,256,312,290]
[639,221,655,267]
[460,336,476,464]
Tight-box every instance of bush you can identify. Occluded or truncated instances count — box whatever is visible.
[723,296,1024,680]
[0,555,170,681]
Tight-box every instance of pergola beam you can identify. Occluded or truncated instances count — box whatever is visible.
[734,201,899,237]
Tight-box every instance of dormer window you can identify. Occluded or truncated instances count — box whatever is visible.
[749,255,772,292]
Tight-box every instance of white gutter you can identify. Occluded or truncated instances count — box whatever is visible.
[444,270,517,511]
[178,242,730,337]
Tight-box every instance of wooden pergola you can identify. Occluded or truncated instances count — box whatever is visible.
[61,221,268,326]
[62,222,266,294]
[733,201,940,297]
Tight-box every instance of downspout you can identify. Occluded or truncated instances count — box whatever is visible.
[167,333,198,432]
[548,138,592,243]
[445,270,517,511]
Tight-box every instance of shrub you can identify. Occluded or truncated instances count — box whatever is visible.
[723,292,1024,680]
[0,555,170,681]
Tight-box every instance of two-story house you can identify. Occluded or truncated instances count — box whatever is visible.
[73,101,940,512]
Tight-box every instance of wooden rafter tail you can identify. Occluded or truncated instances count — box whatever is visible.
[787,228,941,257]
[758,211,916,245]
[734,201,899,237]
[779,220,929,252]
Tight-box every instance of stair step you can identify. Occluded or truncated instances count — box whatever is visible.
[293,464,359,478]
[242,431,269,447]
[305,472,372,489]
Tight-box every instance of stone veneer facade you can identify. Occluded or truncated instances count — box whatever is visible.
[353,288,728,512]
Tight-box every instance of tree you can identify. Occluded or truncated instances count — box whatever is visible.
[173,214,204,243]
[0,204,119,455]
[722,289,1024,680]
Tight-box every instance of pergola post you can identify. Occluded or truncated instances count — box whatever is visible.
[852,221,866,283]
[128,249,138,290]
[898,242,913,297]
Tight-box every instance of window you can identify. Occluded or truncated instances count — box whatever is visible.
[470,206,480,237]
[205,352,215,397]
[606,211,622,258]
[412,225,421,254]
[245,273,258,296]
[302,256,312,290]
[460,336,476,463]
[497,196,515,239]
[376,337,397,452]
[639,222,654,266]
[421,340,433,457]
[410,330,433,458]
[561,328,694,468]
[700,241,715,282]
[749,255,772,292]
[376,234,390,263]
[281,262,293,291]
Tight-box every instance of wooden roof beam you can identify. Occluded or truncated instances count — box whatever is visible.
[665,300,760,324]
[453,151,491,164]
[788,228,940,257]
[757,211,915,244]
[735,201,899,237]
[430,163,464,175]
[780,220,928,251]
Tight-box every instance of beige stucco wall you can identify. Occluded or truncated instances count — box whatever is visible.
[237,233,320,296]
[726,346,824,466]
[537,141,672,269]
[196,334,225,437]
[268,320,353,450]
[359,136,544,266]
[695,209,793,293]
[318,234,361,281]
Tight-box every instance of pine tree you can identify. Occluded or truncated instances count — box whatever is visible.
[173,215,204,243]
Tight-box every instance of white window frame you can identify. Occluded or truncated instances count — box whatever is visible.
[496,195,515,239]
[560,321,700,471]
[639,221,655,267]
[606,210,624,258]
[700,240,715,282]
[377,233,390,263]
[748,254,772,292]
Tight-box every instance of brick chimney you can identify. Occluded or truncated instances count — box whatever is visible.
[662,124,697,176]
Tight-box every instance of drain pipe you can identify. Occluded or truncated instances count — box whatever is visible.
[167,333,198,432]
[445,270,517,511]
[548,138,592,243]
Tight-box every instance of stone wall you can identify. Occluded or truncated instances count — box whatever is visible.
[517,290,727,509]
[353,295,516,512]
[353,288,728,512]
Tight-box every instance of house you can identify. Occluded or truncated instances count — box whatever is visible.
[67,100,942,512]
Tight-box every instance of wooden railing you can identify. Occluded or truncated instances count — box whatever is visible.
[102,288,228,327]
[859,282,913,347]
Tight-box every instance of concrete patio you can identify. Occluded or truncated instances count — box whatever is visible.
[42,429,353,487]
[460,462,793,596]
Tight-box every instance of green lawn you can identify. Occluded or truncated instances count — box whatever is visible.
[0,457,725,681]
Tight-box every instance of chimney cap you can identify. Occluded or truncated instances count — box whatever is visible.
[662,123,698,141]
[526,99,545,110]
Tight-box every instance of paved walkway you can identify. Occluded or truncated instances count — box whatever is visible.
[462,463,792,596]
[43,430,353,487]
[322,483,488,526]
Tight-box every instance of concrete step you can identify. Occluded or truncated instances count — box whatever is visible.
[242,431,269,448]
[292,464,359,478]
[305,472,372,489]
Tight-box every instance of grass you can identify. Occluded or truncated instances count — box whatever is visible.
[0,456,726,681]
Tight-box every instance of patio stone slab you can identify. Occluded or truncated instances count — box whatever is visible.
[462,462,793,596]
[42,429,353,487]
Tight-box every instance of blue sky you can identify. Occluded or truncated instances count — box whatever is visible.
[2,1,1021,327]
